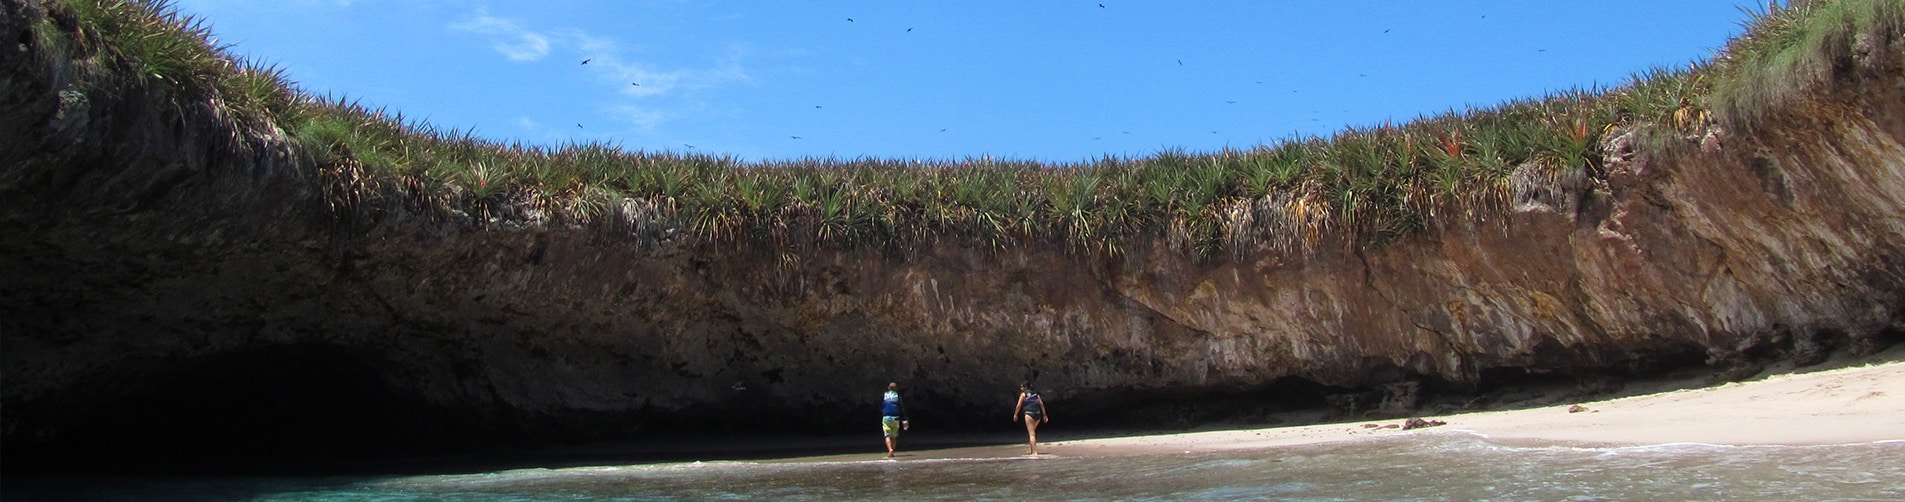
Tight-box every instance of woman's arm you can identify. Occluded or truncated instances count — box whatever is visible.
[1012,393,1026,421]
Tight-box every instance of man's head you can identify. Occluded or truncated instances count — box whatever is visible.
[888,382,898,391]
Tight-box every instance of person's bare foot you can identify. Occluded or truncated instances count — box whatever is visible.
[887,452,895,458]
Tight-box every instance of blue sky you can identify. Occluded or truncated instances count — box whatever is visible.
[170,1,1761,163]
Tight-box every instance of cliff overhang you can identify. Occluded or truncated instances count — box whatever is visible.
[5,0,1905,473]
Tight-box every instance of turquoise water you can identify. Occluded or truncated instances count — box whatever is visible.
[10,433,1904,501]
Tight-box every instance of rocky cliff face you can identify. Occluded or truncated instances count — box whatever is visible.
[5,0,1904,473]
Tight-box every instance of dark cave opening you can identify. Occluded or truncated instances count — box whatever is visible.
[11,343,449,474]
[1059,376,1338,431]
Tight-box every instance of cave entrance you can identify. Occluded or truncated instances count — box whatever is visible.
[1060,376,1338,431]
[47,343,436,473]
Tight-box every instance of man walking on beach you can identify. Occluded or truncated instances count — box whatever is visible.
[882,382,910,458]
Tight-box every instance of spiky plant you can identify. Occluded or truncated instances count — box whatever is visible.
[46,0,1899,260]
[1709,0,1905,131]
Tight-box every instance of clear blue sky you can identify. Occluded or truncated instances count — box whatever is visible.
[171,1,1762,163]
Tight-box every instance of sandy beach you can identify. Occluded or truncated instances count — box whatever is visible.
[785,349,1905,463]
[1060,358,1905,456]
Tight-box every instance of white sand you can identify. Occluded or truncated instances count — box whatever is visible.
[1054,357,1905,456]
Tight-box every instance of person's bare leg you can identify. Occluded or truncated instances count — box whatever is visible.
[1024,419,1039,455]
[886,436,896,457]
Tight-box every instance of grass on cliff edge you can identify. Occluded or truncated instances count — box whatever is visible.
[33,0,1903,260]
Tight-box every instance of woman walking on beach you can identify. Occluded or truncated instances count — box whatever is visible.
[1012,382,1049,455]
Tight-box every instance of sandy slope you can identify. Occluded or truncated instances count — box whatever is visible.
[1052,357,1905,457]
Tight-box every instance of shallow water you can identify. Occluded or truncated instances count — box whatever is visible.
[10,434,1905,501]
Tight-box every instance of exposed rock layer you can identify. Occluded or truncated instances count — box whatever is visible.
[4,0,1904,472]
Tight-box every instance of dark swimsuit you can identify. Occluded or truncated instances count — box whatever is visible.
[1021,392,1044,420]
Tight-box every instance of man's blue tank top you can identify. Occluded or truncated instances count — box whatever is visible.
[882,390,903,416]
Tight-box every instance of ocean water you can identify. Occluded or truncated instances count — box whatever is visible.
[9,433,1904,501]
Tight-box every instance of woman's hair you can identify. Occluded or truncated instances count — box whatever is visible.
[1020,382,1033,392]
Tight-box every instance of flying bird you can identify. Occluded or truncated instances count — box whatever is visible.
[580,59,591,65]
[815,105,823,109]
[576,123,583,128]
[1383,29,1391,33]
[1226,100,1237,104]
[683,143,695,149]
[1099,3,1105,8]
[846,18,854,22]
[632,82,640,86]
[907,27,913,32]
[1177,59,1183,65]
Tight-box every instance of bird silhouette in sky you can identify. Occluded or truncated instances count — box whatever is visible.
[580,59,590,65]
[1099,3,1105,8]
[631,82,640,86]
[907,27,913,32]
[1383,29,1391,33]
[846,18,854,22]
[814,105,823,109]
[683,144,695,149]
[575,123,582,128]
[791,136,802,139]
[1177,59,1183,65]
[1226,100,1237,104]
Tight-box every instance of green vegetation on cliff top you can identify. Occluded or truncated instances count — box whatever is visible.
[30,0,1905,258]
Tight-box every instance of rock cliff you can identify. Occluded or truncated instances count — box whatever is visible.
[4,0,1903,472]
